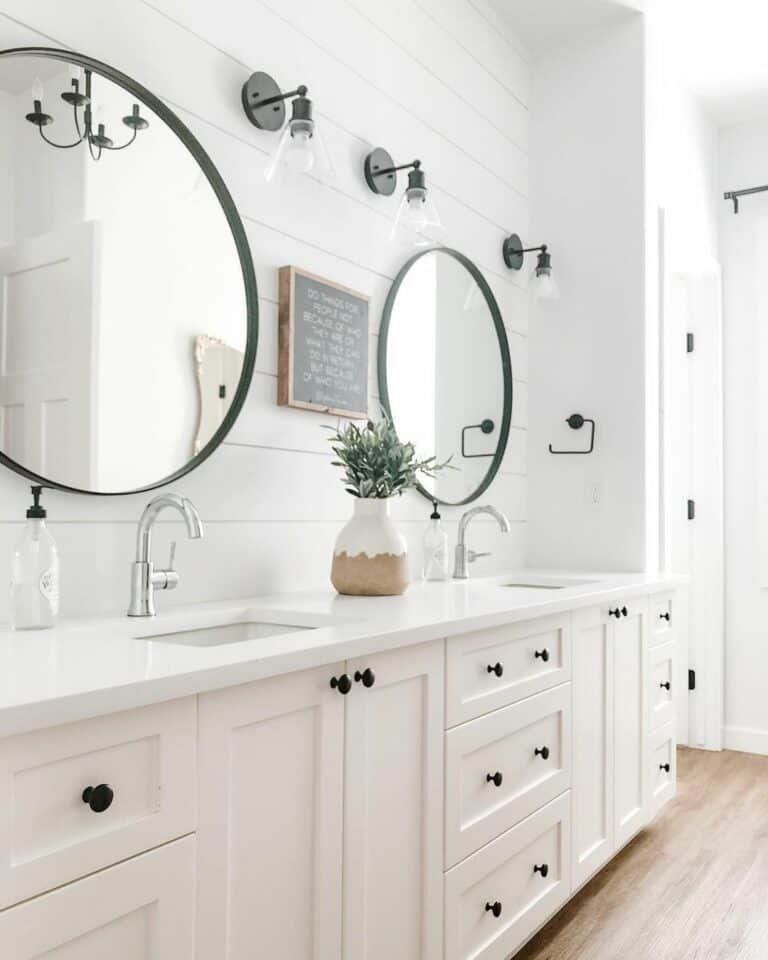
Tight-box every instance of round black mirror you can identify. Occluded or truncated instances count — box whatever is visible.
[0,47,257,494]
[378,247,512,506]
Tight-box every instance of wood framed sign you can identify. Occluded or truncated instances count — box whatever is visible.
[278,266,370,418]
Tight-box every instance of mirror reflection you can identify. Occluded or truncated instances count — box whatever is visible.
[380,248,511,505]
[0,52,252,493]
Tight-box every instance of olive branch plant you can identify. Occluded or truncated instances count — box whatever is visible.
[326,418,452,499]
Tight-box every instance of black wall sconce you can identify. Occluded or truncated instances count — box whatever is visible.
[503,233,558,301]
[548,413,595,454]
[364,147,444,246]
[241,70,331,181]
[25,68,148,161]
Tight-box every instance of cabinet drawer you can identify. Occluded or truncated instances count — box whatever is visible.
[445,685,571,867]
[0,697,196,909]
[649,721,676,818]
[0,835,195,959]
[649,642,675,730]
[445,793,571,960]
[446,615,571,726]
[650,592,675,644]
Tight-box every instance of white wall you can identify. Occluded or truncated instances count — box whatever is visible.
[719,119,768,755]
[527,15,647,571]
[0,0,530,621]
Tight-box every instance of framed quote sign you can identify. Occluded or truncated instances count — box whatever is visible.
[278,266,370,419]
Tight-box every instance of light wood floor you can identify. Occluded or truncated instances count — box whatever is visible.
[516,747,768,960]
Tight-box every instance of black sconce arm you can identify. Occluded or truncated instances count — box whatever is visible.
[256,83,308,109]
[371,158,421,179]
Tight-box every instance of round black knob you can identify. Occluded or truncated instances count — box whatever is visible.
[534,746,550,760]
[486,771,503,787]
[609,608,621,619]
[82,783,114,813]
[659,681,671,691]
[534,648,550,662]
[354,668,376,688]
[659,611,671,622]
[485,901,502,918]
[621,606,629,617]
[659,762,671,773]
[330,674,352,695]
[487,662,504,678]
[533,863,550,878]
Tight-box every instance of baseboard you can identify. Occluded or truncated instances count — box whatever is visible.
[723,725,768,756]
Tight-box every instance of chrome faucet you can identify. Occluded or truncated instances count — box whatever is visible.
[127,493,203,617]
[453,504,511,579]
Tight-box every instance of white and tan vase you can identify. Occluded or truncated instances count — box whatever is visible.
[331,497,409,597]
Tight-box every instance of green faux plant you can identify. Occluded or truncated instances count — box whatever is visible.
[327,418,450,499]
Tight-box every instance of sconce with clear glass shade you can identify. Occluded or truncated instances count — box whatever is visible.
[364,148,445,246]
[502,233,558,301]
[241,71,332,182]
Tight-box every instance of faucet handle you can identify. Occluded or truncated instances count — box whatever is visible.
[467,550,491,564]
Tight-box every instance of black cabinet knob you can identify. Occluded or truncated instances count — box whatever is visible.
[534,648,550,662]
[487,662,504,678]
[485,901,502,918]
[486,771,503,787]
[659,611,671,622]
[533,863,550,878]
[659,681,671,691]
[534,746,550,760]
[609,608,621,619]
[330,674,352,695]
[82,783,114,813]
[354,668,376,688]
[659,762,671,773]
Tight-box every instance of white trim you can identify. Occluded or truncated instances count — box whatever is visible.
[723,725,768,756]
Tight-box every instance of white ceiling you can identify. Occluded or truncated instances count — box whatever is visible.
[492,0,768,125]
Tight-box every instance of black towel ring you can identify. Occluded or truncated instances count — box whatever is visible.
[548,413,595,455]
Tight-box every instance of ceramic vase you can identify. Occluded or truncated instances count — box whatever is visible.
[331,497,409,596]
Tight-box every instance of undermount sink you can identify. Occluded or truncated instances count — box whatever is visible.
[137,619,315,648]
[499,577,597,590]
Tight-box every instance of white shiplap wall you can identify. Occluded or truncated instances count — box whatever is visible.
[0,0,530,620]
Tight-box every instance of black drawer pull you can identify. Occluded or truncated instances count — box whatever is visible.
[609,607,621,618]
[330,674,352,695]
[659,611,671,622]
[82,784,114,813]
[533,863,550,878]
[486,771,503,788]
[659,762,671,773]
[534,648,550,662]
[487,662,504,678]
[485,901,502,918]
[354,668,376,688]
[534,746,550,760]
[659,681,671,691]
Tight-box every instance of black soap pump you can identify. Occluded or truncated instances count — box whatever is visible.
[422,499,450,581]
[10,486,60,630]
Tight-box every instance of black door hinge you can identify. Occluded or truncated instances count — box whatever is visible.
[687,499,695,520]
[688,669,696,691]
[687,332,695,353]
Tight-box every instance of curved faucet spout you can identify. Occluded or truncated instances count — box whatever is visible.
[135,493,203,563]
[454,504,511,579]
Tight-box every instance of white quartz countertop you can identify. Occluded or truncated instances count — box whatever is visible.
[0,570,685,737]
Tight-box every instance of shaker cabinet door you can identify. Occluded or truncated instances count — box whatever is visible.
[196,664,345,960]
[344,640,444,960]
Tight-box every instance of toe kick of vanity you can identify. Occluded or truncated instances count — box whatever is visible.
[0,580,679,960]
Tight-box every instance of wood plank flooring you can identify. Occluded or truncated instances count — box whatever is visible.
[516,747,768,960]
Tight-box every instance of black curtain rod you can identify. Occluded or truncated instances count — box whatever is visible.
[723,184,768,214]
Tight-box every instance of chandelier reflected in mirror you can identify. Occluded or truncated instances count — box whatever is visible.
[25,67,149,160]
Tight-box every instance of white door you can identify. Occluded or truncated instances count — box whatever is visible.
[613,599,648,847]
[571,606,613,889]
[344,640,444,960]
[196,664,345,960]
[0,221,98,487]
[0,836,195,959]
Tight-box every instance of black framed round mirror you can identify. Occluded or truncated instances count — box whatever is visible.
[378,247,512,506]
[0,47,257,494]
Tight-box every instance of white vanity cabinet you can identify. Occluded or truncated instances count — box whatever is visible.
[195,640,444,960]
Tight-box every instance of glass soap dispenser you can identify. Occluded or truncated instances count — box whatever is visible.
[11,486,60,630]
[422,499,450,581]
